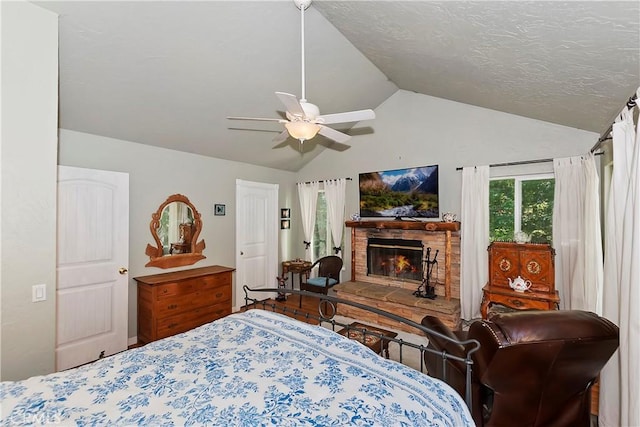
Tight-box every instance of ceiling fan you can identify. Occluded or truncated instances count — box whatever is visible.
[227,0,375,147]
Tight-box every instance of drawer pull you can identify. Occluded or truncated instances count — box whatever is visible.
[215,292,224,298]
[510,299,524,307]
[167,304,178,310]
[167,323,178,329]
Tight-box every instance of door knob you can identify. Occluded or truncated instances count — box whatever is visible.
[240,251,244,256]
[119,267,128,275]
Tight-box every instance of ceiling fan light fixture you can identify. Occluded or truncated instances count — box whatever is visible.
[285,121,320,140]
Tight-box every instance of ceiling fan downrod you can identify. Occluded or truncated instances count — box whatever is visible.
[294,0,312,102]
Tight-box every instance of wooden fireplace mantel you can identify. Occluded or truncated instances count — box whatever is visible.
[346,220,460,232]
[345,220,461,300]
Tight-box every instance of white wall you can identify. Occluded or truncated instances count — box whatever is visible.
[58,130,299,340]
[0,1,58,381]
[297,90,599,280]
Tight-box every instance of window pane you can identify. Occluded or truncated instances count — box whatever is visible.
[521,179,554,243]
[313,192,328,258]
[489,179,515,241]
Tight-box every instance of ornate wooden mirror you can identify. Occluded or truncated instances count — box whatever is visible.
[145,194,206,268]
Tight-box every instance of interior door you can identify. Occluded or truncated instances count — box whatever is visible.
[56,166,129,371]
[235,179,278,310]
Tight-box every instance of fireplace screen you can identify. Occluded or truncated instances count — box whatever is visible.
[367,238,423,281]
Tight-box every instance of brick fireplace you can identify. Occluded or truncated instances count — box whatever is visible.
[349,221,460,299]
[334,220,462,331]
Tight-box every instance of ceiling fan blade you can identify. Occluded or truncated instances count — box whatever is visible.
[318,139,351,152]
[275,92,305,117]
[272,130,290,144]
[227,116,287,123]
[318,125,351,144]
[316,109,376,125]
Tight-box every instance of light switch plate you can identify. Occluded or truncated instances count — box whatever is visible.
[32,284,46,302]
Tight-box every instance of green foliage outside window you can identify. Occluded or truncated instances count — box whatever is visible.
[313,192,328,258]
[489,179,515,241]
[313,191,344,259]
[521,179,554,243]
[490,177,554,243]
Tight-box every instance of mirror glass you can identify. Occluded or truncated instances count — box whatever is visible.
[145,194,206,268]
[158,202,194,255]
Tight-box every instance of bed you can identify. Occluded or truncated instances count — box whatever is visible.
[1,290,476,426]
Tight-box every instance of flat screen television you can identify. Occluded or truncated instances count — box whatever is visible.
[359,165,439,219]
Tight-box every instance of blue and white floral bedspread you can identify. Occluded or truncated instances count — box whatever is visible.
[1,310,473,426]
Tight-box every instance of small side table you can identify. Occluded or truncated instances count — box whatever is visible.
[338,322,398,358]
[281,259,312,291]
[481,283,560,319]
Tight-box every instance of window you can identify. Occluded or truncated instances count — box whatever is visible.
[312,191,330,259]
[489,174,554,243]
[312,190,343,259]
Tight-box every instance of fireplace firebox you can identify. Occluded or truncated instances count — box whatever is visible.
[367,238,423,281]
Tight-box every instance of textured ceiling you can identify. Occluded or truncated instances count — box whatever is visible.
[34,1,640,172]
[314,1,640,132]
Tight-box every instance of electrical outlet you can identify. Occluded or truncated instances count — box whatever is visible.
[32,284,46,302]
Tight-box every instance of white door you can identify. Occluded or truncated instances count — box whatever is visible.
[235,179,278,310]
[56,166,129,371]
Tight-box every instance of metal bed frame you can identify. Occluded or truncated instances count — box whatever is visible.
[243,286,480,411]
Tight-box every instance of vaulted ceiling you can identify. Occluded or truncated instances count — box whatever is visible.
[36,1,640,172]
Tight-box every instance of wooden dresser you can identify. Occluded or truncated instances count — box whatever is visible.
[135,265,234,344]
[481,242,559,318]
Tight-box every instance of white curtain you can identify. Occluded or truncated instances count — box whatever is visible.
[324,179,346,256]
[460,166,490,320]
[551,154,602,311]
[600,96,640,427]
[297,181,319,260]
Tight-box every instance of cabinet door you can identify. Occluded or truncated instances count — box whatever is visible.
[519,249,554,292]
[489,246,519,288]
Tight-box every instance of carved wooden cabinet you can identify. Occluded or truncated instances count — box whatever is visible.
[135,265,234,344]
[481,242,559,318]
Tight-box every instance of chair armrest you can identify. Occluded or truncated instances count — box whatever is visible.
[298,259,320,274]
[421,316,470,380]
[421,316,468,359]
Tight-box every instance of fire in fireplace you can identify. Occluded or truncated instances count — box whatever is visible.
[367,238,424,281]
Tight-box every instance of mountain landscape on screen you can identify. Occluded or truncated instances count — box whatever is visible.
[359,165,439,219]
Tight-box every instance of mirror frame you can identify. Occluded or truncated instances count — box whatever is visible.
[145,194,206,268]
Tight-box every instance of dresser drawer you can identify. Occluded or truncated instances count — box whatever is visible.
[156,285,231,316]
[156,303,231,339]
[489,292,551,311]
[156,274,231,300]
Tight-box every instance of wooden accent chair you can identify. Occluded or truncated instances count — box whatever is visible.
[421,310,619,427]
[299,256,343,308]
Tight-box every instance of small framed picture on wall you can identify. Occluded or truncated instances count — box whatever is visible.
[280,219,291,229]
[280,208,290,219]
[214,204,226,216]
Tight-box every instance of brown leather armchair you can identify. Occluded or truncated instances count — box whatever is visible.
[421,310,619,427]
[299,255,343,307]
